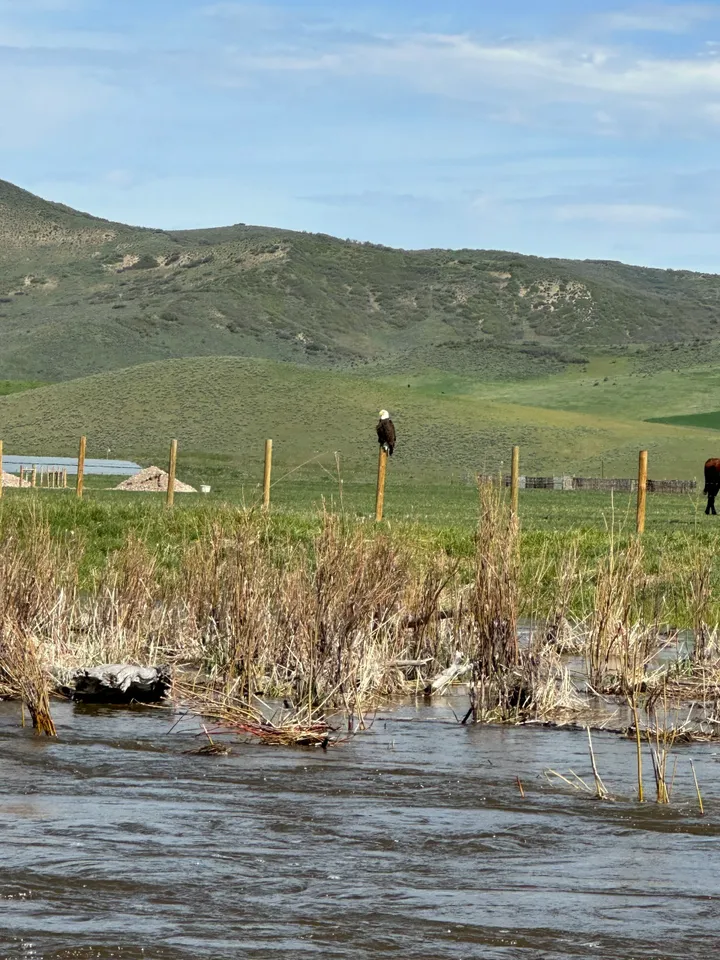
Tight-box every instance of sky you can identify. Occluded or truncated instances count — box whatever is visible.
[2,0,720,269]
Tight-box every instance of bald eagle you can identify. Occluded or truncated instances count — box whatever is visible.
[376,410,396,456]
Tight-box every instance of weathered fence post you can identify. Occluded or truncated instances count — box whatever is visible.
[511,445,520,516]
[76,436,86,499]
[19,466,24,486]
[31,465,37,488]
[63,468,67,488]
[167,439,178,508]
[636,450,648,535]
[263,439,273,511]
[375,447,388,522]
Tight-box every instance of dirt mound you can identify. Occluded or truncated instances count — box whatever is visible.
[2,471,31,488]
[114,465,196,494]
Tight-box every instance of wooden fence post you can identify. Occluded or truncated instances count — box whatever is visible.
[63,468,67,488]
[31,465,37,488]
[76,436,86,499]
[20,466,24,486]
[167,439,178,508]
[375,448,388,522]
[511,445,520,516]
[636,450,648,535]
[263,439,273,511]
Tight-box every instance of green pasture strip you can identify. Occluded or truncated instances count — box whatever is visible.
[0,379,44,396]
[649,410,720,431]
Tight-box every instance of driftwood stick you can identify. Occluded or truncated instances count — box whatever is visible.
[587,727,609,799]
[424,651,470,695]
[402,608,456,630]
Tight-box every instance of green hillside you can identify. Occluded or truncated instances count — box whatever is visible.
[3,177,720,480]
[649,411,720,431]
[0,355,716,480]
[3,178,720,383]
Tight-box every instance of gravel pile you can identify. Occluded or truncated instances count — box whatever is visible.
[114,466,196,494]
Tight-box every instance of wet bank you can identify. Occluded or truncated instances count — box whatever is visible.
[1,699,719,960]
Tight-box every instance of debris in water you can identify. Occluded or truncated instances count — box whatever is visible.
[63,664,172,704]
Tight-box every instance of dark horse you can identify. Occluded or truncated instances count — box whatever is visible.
[704,458,720,515]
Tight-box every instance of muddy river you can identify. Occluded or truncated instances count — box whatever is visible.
[1,698,719,959]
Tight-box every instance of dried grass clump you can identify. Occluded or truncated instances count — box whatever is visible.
[173,511,450,718]
[470,643,584,724]
[468,480,520,719]
[0,623,56,735]
[177,678,336,747]
[585,536,660,694]
[282,513,414,714]
[536,538,585,652]
[683,544,718,662]
[179,518,282,698]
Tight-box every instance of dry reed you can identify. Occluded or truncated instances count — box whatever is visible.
[0,623,56,735]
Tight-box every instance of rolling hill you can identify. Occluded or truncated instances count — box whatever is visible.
[2,177,720,482]
[3,178,720,382]
[0,355,717,481]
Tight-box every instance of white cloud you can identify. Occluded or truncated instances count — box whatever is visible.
[602,4,720,34]
[556,203,687,224]
[224,30,720,134]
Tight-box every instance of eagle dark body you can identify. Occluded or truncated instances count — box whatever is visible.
[377,417,396,455]
[704,458,720,515]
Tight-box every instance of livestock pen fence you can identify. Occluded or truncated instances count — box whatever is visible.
[481,475,698,495]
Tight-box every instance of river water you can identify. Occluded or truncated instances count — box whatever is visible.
[1,698,719,959]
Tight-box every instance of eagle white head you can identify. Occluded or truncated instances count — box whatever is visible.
[379,409,390,420]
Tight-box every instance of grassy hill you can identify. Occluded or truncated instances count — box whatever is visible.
[4,177,720,482]
[0,355,717,481]
[3,178,720,383]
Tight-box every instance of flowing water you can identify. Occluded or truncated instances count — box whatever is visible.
[1,698,719,959]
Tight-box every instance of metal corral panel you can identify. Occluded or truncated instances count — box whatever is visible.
[3,455,141,477]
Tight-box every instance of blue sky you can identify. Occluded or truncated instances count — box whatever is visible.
[2,0,720,269]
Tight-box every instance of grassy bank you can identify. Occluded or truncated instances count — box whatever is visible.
[2,482,720,754]
[0,482,718,628]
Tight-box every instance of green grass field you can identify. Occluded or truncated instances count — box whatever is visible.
[11,478,712,534]
[649,410,720,430]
